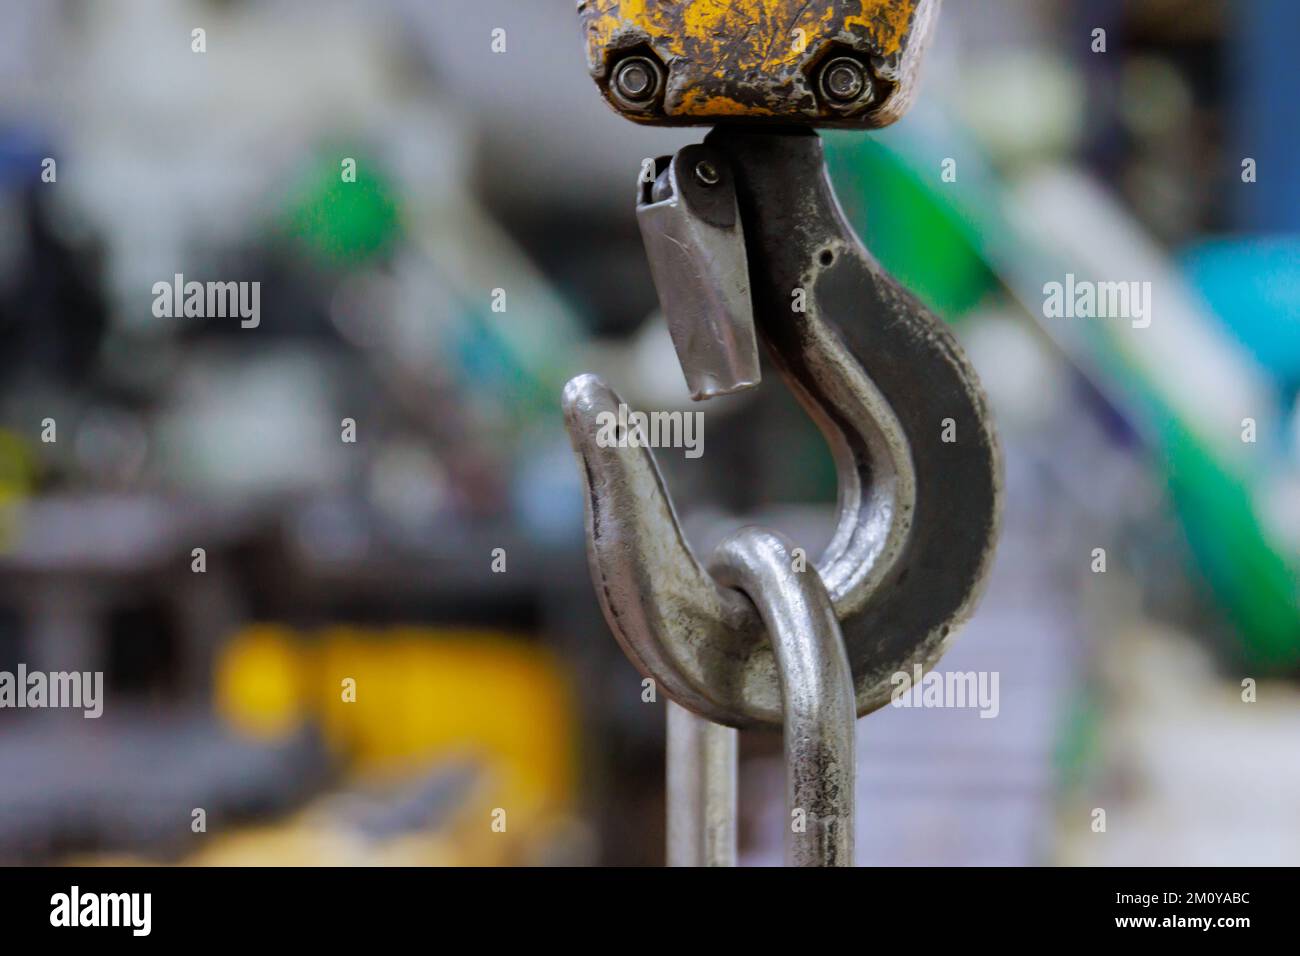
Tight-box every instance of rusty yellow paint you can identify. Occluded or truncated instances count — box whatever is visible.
[845,0,916,58]
[578,0,927,125]
[678,0,818,73]
[582,0,917,69]
[678,89,776,118]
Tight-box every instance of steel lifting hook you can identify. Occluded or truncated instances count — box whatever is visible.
[564,128,1000,724]
[563,129,1000,863]
[565,0,1000,866]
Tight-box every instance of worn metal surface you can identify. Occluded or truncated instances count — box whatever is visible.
[576,0,940,128]
[637,143,760,399]
[710,528,855,866]
[561,128,1001,728]
[665,700,737,866]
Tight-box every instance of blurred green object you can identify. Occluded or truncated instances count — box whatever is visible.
[1054,690,1102,796]
[824,131,996,320]
[278,149,401,266]
[1073,296,1298,670]
[1159,413,1299,669]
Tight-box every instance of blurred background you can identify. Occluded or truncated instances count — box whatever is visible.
[0,0,1296,866]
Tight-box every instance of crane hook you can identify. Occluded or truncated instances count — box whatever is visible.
[563,126,1000,729]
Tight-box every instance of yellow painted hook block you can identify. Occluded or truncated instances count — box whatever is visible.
[578,0,939,128]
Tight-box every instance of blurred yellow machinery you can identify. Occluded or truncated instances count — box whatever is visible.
[205,625,580,865]
[0,429,36,550]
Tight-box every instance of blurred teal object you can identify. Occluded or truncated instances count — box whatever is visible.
[1182,237,1300,385]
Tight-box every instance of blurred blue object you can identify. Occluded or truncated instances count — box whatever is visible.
[1181,236,1300,387]
[1233,0,1300,232]
[511,434,584,547]
[0,126,47,190]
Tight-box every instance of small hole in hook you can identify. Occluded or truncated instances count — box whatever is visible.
[819,250,834,266]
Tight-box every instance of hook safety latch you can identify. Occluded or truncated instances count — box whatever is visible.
[637,145,760,401]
